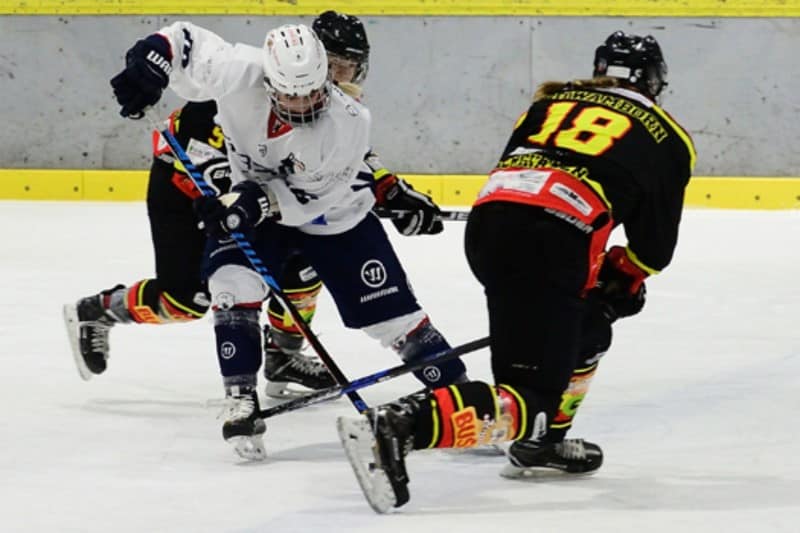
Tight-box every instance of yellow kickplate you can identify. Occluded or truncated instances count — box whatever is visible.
[0,169,148,201]
[1,169,799,209]
[1,1,798,16]
[685,177,800,210]
[82,170,148,201]
[0,169,83,201]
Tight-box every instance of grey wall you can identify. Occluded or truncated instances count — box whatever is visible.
[1,16,798,175]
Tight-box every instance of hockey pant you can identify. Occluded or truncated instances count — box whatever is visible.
[204,213,466,388]
[408,198,613,449]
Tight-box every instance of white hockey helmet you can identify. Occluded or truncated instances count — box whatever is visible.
[263,24,330,125]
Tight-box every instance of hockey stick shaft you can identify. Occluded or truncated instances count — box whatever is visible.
[258,336,490,419]
[145,112,369,413]
[373,206,470,222]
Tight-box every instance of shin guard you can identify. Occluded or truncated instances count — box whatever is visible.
[213,306,262,378]
[124,279,209,324]
[409,382,544,450]
[266,280,322,341]
[547,302,612,441]
[392,318,467,388]
[547,362,599,441]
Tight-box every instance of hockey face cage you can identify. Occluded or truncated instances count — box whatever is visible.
[263,24,331,125]
[327,52,369,86]
[593,31,668,101]
[264,78,331,126]
[312,10,370,85]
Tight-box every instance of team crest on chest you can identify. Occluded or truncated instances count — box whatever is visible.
[267,111,292,139]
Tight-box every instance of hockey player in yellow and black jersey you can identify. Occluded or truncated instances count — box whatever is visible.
[336,31,696,513]
[62,11,452,399]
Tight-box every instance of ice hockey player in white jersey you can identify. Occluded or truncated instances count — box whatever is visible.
[109,21,469,460]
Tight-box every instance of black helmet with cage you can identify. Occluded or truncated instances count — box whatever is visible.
[312,10,370,85]
[593,31,668,101]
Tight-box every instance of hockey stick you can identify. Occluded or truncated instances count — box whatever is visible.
[258,336,489,419]
[145,111,370,413]
[373,206,470,222]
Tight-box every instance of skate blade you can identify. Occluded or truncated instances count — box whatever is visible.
[499,463,599,480]
[265,381,338,401]
[62,304,92,382]
[336,417,397,514]
[265,381,304,399]
[227,435,267,462]
[444,443,508,457]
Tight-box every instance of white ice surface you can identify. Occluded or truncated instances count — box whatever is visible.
[0,202,798,532]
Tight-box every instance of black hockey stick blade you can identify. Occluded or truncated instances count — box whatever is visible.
[258,336,490,419]
[373,207,470,222]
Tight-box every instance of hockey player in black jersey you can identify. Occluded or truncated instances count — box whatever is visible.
[337,31,696,513]
[63,12,451,404]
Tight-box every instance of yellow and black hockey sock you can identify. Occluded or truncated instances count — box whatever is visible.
[547,361,599,441]
[410,381,534,450]
[125,279,208,324]
[266,280,322,337]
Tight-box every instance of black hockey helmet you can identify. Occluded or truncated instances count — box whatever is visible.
[593,31,668,100]
[312,10,370,84]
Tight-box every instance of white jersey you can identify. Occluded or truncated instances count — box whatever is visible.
[157,21,375,235]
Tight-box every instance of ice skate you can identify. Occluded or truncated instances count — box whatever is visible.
[263,328,335,399]
[337,401,416,513]
[500,438,603,479]
[221,386,267,461]
[62,285,125,380]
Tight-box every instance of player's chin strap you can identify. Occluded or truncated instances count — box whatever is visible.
[373,207,469,222]
[258,336,490,420]
[143,109,371,413]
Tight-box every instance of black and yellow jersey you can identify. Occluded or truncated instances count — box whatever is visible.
[495,85,695,273]
[151,100,231,199]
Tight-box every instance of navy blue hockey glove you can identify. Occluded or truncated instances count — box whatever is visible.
[374,174,443,236]
[588,246,648,321]
[110,34,173,119]
[193,181,274,239]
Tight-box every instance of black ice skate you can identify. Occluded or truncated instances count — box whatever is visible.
[501,438,603,478]
[62,285,125,381]
[262,328,335,398]
[337,402,416,514]
[221,386,267,461]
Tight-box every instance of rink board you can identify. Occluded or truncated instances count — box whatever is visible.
[1,1,798,16]
[0,169,799,209]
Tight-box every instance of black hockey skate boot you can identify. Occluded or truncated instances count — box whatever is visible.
[262,327,336,398]
[222,385,267,461]
[501,438,604,478]
[337,396,421,513]
[62,284,126,380]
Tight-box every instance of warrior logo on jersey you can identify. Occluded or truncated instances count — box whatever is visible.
[360,259,387,288]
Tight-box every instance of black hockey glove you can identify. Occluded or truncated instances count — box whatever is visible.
[588,246,648,321]
[198,158,232,196]
[374,174,443,236]
[193,181,274,239]
[110,34,173,119]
